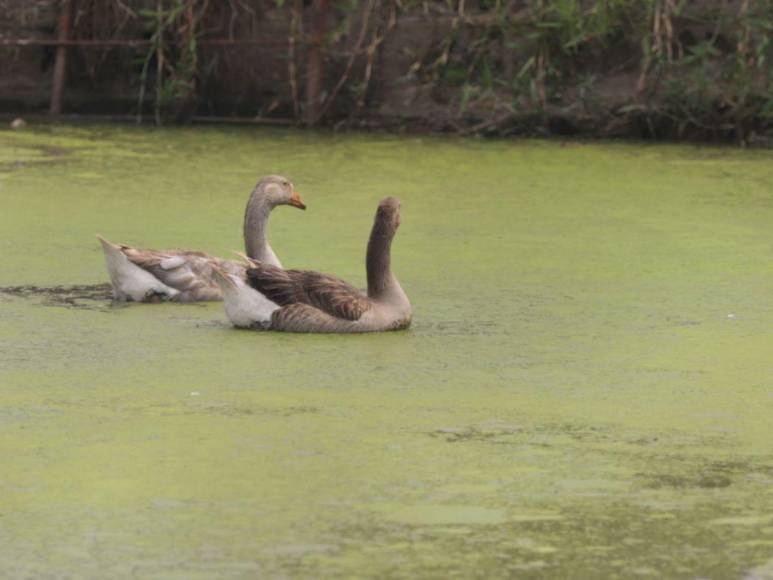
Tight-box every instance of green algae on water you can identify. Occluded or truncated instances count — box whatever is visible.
[1,125,773,578]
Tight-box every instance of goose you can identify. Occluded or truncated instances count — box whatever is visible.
[97,175,305,302]
[212,196,411,333]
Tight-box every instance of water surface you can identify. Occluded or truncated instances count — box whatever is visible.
[1,125,773,577]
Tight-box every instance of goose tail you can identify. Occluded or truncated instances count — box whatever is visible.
[211,265,237,290]
[96,233,122,255]
[95,234,178,302]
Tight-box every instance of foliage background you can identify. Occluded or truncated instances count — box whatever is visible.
[1,0,772,142]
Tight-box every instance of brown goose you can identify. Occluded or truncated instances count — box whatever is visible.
[213,197,411,333]
[97,175,305,302]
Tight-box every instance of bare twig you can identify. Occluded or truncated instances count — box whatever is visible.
[288,0,302,119]
[114,0,137,19]
[357,1,397,112]
[154,0,164,126]
[459,111,514,135]
[315,0,376,123]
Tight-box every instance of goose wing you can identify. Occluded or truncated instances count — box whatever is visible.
[245,262,372,321]
[124,247,243,301]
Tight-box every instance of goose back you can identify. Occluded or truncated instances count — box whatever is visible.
[245,262,372,321]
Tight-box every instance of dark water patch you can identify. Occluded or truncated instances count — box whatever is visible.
[175,404,320,419]
[428,422,614,446]
[638,459,773,491]
[425,421,745,486]
[429,424,523,443]
[0,284,113,310]
[315,496,773,578]
[194,319,238,329]
[419,319,510,337]
[0,143,72,173]
[642,472,733,490]
[38,145,69,157]
[665,316,702,327]
[0,406,64,424]
[0,159,68,173]
[693,188,773,209]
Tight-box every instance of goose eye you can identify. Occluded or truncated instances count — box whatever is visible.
[282,181,289,187]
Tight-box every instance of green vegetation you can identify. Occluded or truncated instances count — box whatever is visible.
[61,1,773,142]
[410,0,773,142]
[136,0,200,124]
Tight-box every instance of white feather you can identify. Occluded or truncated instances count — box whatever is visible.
[159,255,186,270]
[214,272,278,328]
[97,236,179,301]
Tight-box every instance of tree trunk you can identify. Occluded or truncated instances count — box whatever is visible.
[50,0,75,115]
[305,0,330,126]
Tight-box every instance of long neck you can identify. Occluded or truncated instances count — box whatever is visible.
[243,196,274,263]
[366,218,397,298]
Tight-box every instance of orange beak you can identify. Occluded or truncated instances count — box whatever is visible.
[289,190,306,210]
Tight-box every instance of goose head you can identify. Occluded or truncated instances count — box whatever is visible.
[376,196,401,231]
[252,175,306,210]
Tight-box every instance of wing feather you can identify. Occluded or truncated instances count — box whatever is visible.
[123,248,243,301]
[246,262,372,321]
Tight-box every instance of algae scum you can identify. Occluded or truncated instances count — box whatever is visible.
[1,125,772,578]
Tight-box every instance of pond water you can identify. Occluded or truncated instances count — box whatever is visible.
[1,124,772,578]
